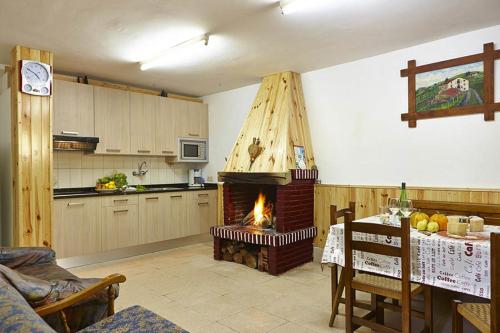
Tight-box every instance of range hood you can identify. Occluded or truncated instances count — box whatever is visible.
[53,135,99,152]
[219,72,315,184]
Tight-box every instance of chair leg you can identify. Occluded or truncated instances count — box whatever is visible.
[375,295,385,325]
[345,285,354,333]
[329,268,345,327]
[452,300,463,333]
[329,265,339,327]
[424,287,433,333]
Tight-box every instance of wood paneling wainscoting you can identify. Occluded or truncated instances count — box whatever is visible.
[314,184,500,247]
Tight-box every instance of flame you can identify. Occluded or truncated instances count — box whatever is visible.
[253,193,266,226]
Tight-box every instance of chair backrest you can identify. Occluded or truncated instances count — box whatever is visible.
[492,232,499,332]
[344,214,412,332]
[413,200,500,225]
[330,202,356,226]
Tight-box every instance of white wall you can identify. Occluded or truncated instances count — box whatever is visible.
[204,25,500,189]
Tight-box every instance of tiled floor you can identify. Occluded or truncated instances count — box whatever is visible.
[70,242,451,333]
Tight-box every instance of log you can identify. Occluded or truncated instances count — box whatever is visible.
[227,244,237,255]
[233,252,244,264]
[240,248,248,257]
[244,253,257,269]
[223,252,233,262]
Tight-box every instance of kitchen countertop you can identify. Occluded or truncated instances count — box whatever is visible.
[54,183,218,199]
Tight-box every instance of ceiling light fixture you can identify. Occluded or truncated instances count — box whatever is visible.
[139,34,209,71]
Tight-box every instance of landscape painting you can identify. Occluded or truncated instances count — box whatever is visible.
[415,61,484,113]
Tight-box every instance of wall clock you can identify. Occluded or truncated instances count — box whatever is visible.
[20,60,52,96]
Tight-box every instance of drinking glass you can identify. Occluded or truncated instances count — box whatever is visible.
[400,199,414,217]
[388,198,400,218]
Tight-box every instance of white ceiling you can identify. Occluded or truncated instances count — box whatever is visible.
[0,0,499,96]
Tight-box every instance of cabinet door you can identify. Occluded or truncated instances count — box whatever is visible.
[101,204,138,250]
[53,80,94,137]
[155,98,178,156]
[130,92,157,155]
[138,193,170,243]
[94,86,130,154]
[166,192,187,239]
[189,191,217,234]
[180,101,208,139]
[53,197,101,258]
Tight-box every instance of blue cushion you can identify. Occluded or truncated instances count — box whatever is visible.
[79,305,189,333]
[0,278,55,333]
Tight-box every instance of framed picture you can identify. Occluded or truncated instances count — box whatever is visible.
[294,145,307,169]
[400,43,500,128]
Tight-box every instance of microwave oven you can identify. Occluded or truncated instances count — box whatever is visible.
[179,138,208,162]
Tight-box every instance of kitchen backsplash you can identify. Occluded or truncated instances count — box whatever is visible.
[53,151,192,189]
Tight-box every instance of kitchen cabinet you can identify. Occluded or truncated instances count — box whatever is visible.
[53,79,94,137]
[155,98,179,156]
[130,92,157,155]
[138,193,169,243]
[167,192,188,239]
[94,86,130,154]
[53,197,101,258]
[177,100,208,139]
[101,203,139,251]
[188,190,217,234]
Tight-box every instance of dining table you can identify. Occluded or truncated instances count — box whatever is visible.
[321,215,500,299]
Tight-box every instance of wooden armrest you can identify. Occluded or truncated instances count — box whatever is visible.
[35,273,126,317]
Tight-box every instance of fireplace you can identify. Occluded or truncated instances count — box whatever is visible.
[212,72,317,275]
[211,170,317,275]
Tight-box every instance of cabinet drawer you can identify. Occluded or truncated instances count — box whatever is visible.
[102,195,138,207]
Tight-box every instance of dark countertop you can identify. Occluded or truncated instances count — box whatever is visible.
[54,183,218,199]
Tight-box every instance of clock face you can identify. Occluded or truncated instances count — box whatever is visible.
[21,61,50,86]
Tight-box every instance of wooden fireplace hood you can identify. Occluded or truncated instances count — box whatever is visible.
[218,72,315,185]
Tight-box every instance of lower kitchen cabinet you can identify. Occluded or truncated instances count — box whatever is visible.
[53,197,102,258]
[101,204,139,251]
[53,190,217,258]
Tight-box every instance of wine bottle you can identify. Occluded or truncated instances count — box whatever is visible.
[399,182,408,203]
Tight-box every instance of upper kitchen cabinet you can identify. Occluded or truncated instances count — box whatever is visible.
[155,97,179,156]
[178,100,208,139]
[94,86,131,154]
[53,79,94,137]
[130,92,157,155]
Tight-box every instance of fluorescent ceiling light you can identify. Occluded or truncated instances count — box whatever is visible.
[140,34,209,71]
[279,0,328,15]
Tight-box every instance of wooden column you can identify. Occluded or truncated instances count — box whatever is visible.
[10,45,53,247]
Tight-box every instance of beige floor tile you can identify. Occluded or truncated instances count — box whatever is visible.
[267,322,316,333]
[187,293,249,321]
[218,307,288,333]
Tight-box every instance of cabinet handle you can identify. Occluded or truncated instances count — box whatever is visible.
[198,193,209,197]
[114,199,128,203]
[137,150,151,153]
[67,202,84,207]
[113,209,128,214]
[61,131,79,136]
[146,197,159,200]
[198,202,209,206]
[170,195,182,198]
[162,150,174,154]
[188,133,200,137]
[106,148,121,153]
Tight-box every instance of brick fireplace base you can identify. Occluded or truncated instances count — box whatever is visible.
[212,225,316,275]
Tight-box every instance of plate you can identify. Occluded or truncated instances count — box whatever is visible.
[437,231,490,241]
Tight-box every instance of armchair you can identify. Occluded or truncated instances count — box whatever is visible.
[0,247,123,332]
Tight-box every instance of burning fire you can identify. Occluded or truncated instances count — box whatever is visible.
[253,193,266,226]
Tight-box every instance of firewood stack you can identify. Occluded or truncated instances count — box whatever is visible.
[221,240,268,270]
[242,202,275,229]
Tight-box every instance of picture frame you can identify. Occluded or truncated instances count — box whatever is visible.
[400,42,500,128]
[294,145,307,169]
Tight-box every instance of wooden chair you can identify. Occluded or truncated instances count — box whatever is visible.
[329,202,374,326]
[344,215,433,333]
[452,232,499,333]
[413,201,500,225]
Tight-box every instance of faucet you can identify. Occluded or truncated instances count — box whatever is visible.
[133,161,149,176]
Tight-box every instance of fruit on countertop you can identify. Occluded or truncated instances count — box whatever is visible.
[96,172,127,191]
[410,212,429,229]
[416,219,428,231]
[426,221,439,233]
[430,213,448,231]
[136,184,146,192]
